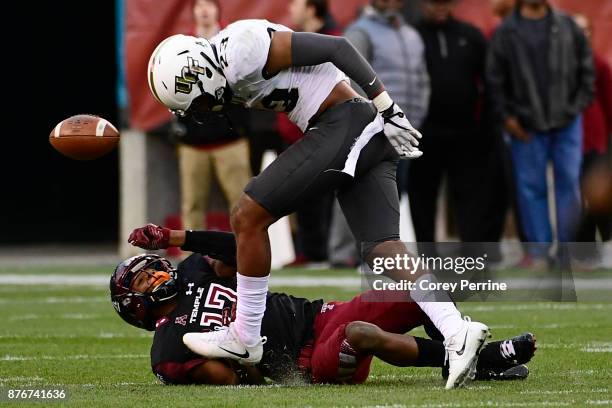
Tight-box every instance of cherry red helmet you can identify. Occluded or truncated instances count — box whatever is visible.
[110,254,177,330]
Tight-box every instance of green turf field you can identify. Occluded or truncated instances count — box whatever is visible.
[0,265,611,407]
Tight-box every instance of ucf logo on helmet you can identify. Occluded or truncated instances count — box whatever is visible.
[175,56,205,94]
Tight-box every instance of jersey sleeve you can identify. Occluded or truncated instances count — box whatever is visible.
[221,20,292,86]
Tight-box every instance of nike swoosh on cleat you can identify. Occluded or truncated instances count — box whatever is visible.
[455,329,469,356]
[219,347,250,359]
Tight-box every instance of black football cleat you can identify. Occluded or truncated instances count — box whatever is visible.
[441,332,536,382]
[477,332,537,374]
[475,364,529,381]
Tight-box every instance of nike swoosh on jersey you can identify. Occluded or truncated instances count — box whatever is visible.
[219,346,250,359]
[368,76,377,86]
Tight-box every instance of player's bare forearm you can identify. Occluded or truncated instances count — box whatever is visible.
[265,31,292,76]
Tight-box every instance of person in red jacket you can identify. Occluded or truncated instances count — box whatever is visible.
[573,14,612,255]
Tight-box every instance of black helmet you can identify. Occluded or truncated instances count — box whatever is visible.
[110,254,177,330]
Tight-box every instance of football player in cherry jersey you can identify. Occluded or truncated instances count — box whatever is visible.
[147,18,489,388]
[109,224,536,385]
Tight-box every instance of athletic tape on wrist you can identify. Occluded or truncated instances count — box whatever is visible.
[373,91,393,113]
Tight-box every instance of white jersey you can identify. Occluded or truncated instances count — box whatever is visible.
[211,19,349,132]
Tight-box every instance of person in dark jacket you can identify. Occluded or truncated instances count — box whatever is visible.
[329,0,430,267]
[487,0,595,265]
[409,0,501,254]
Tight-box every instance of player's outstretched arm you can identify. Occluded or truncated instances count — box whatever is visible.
[128,225,237,267]
[180,230,237,267]
[266,32,423,158]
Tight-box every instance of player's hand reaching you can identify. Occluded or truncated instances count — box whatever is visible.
[381,103,423,159]
[128,224,171,250]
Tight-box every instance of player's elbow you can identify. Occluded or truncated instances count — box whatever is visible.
[345,321,383,353]
[334,36,353,56]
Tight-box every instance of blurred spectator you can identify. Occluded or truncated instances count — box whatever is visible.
[409,0,496,252]
[326,0,429,266]
[489,0,529,248]
[278,0,341,267]
[345,0,429,128]
[491,0,516,20]
[177,0,251,231]
[487,0,595,266]
[247,112,286,177]
[289,0,341,35]
[573,14,611,251]
[346,0,430,191]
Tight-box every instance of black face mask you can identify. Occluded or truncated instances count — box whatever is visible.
[147,272,178,303]
[178,85,232,125]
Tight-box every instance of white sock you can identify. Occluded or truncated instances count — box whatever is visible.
[234,273,268,347]
[411,274,464,340]
[416,301,464,340]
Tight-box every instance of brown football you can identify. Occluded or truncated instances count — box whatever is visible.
[49,114,120,160]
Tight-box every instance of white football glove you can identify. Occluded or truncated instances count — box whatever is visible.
[381,103,423,159]
[373,92,423,159]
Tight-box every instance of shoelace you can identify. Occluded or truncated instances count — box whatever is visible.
[500,340,516,360]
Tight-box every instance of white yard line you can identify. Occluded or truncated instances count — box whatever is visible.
[403,402,575,408]
[0,274,362,287]
[582,347,612,353]
[0,333,151,339]
[0,296,108,305]
[0,354,148,362]
[2,274,612,290]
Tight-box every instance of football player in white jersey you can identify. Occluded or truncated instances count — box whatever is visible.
[147,19,489,389]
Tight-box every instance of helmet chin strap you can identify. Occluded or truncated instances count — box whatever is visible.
[214,85,233,110]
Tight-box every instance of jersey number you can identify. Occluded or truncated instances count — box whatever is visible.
[199,283,237,328]
[219,37,229,68]
[261,89,299,112]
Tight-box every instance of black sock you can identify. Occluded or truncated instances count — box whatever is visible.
[414,337,445,367]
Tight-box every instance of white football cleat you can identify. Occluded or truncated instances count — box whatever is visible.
[183,323,266,366]
[444,317,491,389]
